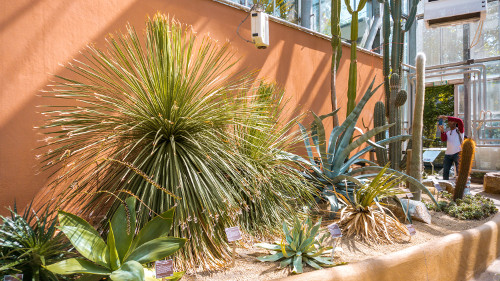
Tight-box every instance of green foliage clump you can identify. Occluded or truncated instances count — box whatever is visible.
[285,79,438,217]
[423,85,454,147]
[447,195,498,220]
[46,197,185,281]
[255,217,334,273]
[233,82,315,236]
[337,166,410,244]
[425,192,498,220]
[0,202,72,281]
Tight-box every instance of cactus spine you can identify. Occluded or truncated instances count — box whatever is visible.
[454,138,476,201]
[345,0,368,117]
[409,53,426,200]
[378,0,419,170]
[374,101,388,166]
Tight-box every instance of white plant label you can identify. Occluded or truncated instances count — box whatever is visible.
[327,223,342,238]
[4,275,23,281]
[155,259,173,278]
[432,179,443,192]
[402,188,414,198]
[407,224,417,236]
[225,226,242,242]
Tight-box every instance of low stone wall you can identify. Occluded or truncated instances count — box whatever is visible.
[276,213,500,281]
[484,173,500,194]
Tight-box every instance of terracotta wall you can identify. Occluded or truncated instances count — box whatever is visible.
[0,0,383,211]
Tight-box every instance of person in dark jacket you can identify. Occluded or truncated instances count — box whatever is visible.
[438,115,464,180]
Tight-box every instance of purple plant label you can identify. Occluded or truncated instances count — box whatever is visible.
[155,259,173,278]
[327,223,342,238]
[4,275,23,281]
[225,226,242,242]
[434,183,443,192]
[407,224,417,236]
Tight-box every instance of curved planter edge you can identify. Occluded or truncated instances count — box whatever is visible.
[275,213,500,281]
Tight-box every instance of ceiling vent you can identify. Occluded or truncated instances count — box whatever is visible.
[424,0,486,28]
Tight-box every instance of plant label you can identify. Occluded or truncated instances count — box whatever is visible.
[327,223,342,238]
[423,150,441,163]
[407,224,417,236]
[402,189,413,198]
[225,226,242,242]
[155,259,173,278]
[4,275,23,281]
[434,182,442,192]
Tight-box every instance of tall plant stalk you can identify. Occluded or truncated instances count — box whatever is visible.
[330,0,342,127]
[376,0,419,170]
[410,53,426,200]
[345,0,368,117]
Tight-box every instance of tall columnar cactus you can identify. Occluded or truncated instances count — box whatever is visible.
[388,74,407,170]
[330,0,342,127]
[454,139,476,201]
[345,0,368,118]
[374,101,388,166]
[409,53,426,200]
[375,0,419,170]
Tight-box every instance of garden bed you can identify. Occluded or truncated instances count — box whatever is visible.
[183,205,494,281]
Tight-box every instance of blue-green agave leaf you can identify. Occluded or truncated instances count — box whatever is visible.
[257,252,284,262]
[110,197,136,262]
[45,258,111,275]
[109,260,144,281]
[334,123,394,173]
[298,123,318,169]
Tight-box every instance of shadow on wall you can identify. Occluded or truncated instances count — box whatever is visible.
[0,0,382,213]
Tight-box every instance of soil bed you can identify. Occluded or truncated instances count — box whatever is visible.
[183,184,498,281]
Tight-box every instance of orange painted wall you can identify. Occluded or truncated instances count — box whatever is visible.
[0,0,383,211]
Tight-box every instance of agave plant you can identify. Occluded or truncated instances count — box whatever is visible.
[234,82,316,236]
[38,14,313,269]
[46,197,186,281]
[0,201,72,281]
[255,217,333,273]
[336,165,410,244]
[281,78,438,215]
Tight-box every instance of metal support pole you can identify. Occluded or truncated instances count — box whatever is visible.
[300,0,312,29]
[463,24,471,137]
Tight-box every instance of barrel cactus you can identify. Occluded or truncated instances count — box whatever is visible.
[454,138,476,201]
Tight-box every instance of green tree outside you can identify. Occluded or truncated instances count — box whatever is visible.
[423,85,454,148]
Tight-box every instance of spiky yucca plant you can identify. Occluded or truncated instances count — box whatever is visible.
[235,83,315,236]
[337,165,410,244]
[39,14,313,269]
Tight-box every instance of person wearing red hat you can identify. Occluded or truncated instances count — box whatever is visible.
[438,115,465,180]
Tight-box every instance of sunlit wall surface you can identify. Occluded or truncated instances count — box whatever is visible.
[226,0,500,149]
[227,0,373,46]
